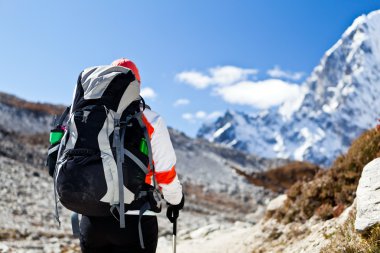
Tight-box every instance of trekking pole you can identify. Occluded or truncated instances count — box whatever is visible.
[172,217,177,253]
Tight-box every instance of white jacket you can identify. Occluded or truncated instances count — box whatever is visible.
[142,109,183,205]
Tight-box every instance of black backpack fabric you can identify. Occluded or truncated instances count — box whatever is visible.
[47,66,162,232]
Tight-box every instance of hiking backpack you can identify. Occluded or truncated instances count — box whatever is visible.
[47,66,162,232]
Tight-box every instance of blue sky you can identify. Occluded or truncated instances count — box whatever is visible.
[0,0,379,136]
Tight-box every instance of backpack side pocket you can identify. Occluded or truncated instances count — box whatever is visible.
[47,143,60,177]
[56,149,110,216]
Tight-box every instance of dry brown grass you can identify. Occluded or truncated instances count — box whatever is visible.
[233,161,320,193]
[321,208,380,253]
[0,92,65,115]
[18,132,49,146]
[269,128,380,223]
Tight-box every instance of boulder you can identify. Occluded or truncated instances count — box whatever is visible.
[189,224,221,239]
[355,158,380,232]
[266,194,287,212]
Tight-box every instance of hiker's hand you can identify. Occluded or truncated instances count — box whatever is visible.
[166,194,185,223]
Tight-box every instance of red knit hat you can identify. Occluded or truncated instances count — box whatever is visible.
[111,58,141,83]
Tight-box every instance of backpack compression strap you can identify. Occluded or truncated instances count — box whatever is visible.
[111,109,158,230]
[133,111,163,249]
[112,113,126,228]
[55,106,71,127]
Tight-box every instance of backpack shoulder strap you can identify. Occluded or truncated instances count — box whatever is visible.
[133,111,159,189]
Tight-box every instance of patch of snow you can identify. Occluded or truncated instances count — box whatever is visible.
[212,122,232,141]
[279,86,307,120]
[273,132,286,157]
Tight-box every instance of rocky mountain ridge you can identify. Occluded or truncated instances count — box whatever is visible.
[0,92,65,134]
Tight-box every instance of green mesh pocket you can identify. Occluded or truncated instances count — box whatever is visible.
[50,130,64,145]
[139,138,148,156]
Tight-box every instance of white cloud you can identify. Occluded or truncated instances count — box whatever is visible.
[176,65,258,89]
[267,65,304,81]
[182,110,223,123]
[182,113,194,121]
[207,111,224,120]
[177,65,305,109]
[140,87,157,99]
[195,111,207,119]
[209,66,258,86]
[215,79,302,109]
[176,71,213,89]
[173,98,190,107]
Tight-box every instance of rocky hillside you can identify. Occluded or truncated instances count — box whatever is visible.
[170,127,286,216]
[0,91,288,252]
[198,10,380,167]
[0,91,287,220]
[183,127,380,253]
[0,92,65,134]
[229,126,380,253]
[3,91,377,252]
[0,127,76,252]
[269,128,380,223]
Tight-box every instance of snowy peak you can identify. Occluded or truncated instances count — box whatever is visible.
[333,10,380,58]
[306,9,380,110]
[198,110,248,149]
[198,10,380,166]
[283,9,380,118]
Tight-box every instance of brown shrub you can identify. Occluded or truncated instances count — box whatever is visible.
[316,203,334,220]
[287,181,303,200]
[332,203,345,218]
[234,161,320,193]
[18,132,49,146]
[270,128,380,223]
[0,92,65,115]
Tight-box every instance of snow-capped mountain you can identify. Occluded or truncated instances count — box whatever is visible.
[198,10,380,167]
